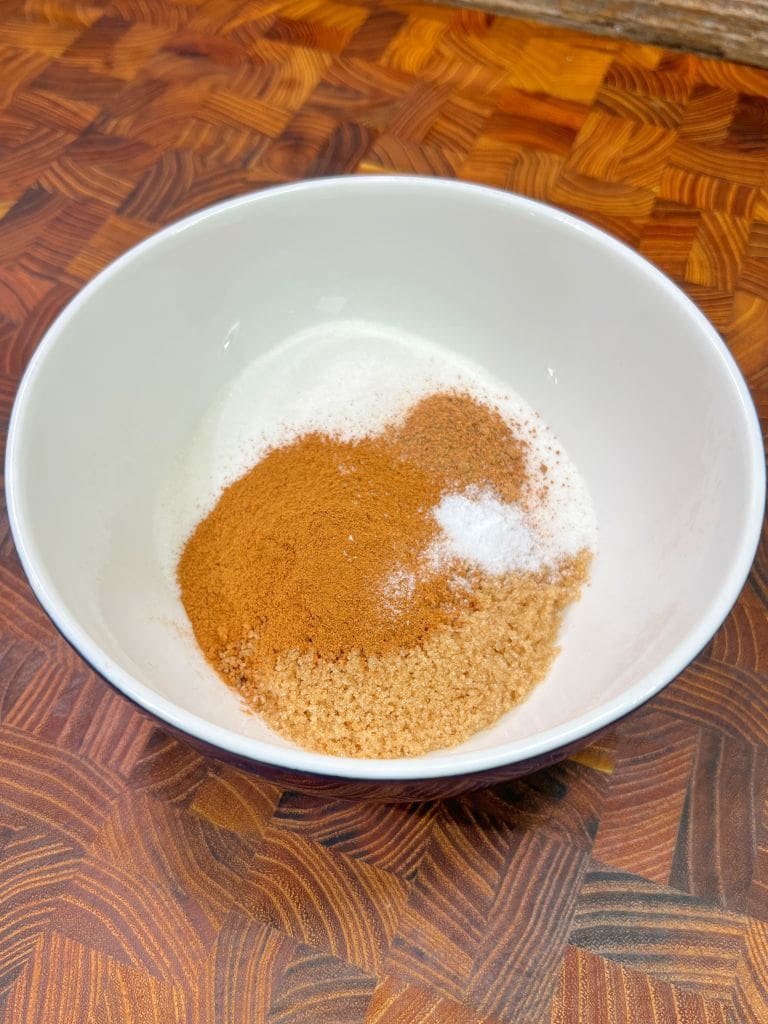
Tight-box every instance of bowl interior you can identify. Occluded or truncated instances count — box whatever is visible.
[8,177,764,777]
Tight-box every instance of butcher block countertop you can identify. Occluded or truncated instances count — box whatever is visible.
[1,1,767,1021]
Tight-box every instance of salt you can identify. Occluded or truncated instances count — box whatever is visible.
[430,489,540,574]
[381,567,417,616]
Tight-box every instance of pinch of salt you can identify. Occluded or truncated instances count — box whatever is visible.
[429,489,541,575]
[383,568,417,602]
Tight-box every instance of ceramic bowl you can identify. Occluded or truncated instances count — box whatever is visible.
[6,176,765,800]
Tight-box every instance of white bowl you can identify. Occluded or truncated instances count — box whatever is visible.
[6,176,765,799]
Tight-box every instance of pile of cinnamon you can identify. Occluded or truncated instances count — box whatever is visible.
[178,392,590,758]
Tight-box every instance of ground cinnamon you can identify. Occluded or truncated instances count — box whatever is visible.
[179,432,472,666]
[394,392,528,503]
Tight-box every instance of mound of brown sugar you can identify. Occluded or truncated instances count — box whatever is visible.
[178,390,591,758]
[222,553,590,758]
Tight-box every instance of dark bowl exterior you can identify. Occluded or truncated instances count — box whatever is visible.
[43,607,626,802]
[152,712,613,802]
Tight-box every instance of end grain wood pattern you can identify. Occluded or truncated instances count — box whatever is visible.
[0,1,767,1021]
[462,1,768,70]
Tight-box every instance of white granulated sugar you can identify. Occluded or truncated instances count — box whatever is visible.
[218,320,486,465]
[155,318,597,584]
[430,490,539,574]
[522,434,596,566]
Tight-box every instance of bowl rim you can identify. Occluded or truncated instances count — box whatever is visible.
[6,174,766,781]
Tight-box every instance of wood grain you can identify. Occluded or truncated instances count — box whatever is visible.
[0,1,767,1021]
[459,1,768,70]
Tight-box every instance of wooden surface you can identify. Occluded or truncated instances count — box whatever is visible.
[454,0,768,69]
[0,1,767,1021]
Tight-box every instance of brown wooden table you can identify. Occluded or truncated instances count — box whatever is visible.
[1,2,767,1021]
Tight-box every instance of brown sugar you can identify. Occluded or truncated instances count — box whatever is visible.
[177,389,591,758]
[221,552,590,758]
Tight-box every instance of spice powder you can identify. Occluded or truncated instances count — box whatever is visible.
[178,391,591,758]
